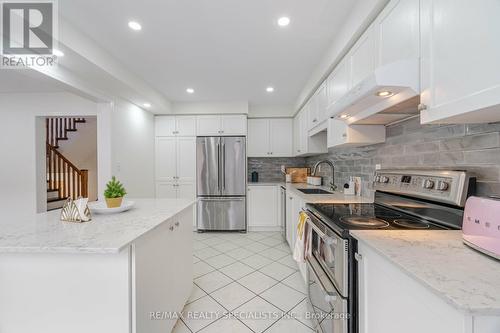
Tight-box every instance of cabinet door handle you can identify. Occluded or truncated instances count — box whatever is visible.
[418,103,428,111]
[342,133,347,138]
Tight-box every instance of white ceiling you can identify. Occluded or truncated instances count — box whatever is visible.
[59,0,359,109]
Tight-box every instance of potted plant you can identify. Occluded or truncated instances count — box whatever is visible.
[104,176,127,208]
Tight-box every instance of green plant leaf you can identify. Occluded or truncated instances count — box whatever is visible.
[104,176,127,198]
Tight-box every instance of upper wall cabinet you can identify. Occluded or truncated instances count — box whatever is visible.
[324,0,420,125]
[155,116,196,136]
[420,0,500,124]
[375,0,420,67]
[326,58,350,111]
[196,115,247,136]
[349,26,376,88]
[248,118,293,157]
[295,107,328,156]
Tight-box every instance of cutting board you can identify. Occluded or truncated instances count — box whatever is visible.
[286,167,311,183]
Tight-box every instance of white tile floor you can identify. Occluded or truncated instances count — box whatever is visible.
[173,231,316,333]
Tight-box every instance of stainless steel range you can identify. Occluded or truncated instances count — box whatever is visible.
[304,169,476,333]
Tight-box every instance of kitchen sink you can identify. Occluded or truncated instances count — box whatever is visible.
[297,189,333,195]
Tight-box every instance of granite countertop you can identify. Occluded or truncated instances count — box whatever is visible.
[248,181,373,204]
[0,198,195,254]
[351,230,500,315]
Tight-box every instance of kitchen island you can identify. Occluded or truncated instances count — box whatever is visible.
[352,230,500,333]
[0,198,195,333]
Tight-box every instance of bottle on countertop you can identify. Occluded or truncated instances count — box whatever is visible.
[251,171,259,183]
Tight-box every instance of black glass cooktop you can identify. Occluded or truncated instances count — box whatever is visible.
[307,203,449,233]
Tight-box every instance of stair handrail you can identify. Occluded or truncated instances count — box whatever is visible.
[46,142,88,199]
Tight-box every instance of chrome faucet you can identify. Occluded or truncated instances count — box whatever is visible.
[312,159,337,192]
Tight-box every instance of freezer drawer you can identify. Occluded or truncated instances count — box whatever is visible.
[197,197,246,231]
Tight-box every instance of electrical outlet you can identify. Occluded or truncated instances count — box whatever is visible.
[116,162,121,172]
[375,164,382,170]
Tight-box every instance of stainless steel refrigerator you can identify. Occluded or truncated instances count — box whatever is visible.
[196,136,246,231]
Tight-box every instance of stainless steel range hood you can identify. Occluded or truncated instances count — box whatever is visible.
[328,58,420,125]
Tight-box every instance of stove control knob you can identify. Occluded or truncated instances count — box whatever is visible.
[436,181,449,191]
[375,175,381,183]
[423,179,435,189]
[380,176,389,184]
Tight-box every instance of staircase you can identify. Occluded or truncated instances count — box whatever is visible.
[46,117,89,210]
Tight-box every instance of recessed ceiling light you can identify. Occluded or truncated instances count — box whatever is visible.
[128,21,142,31]
[266,87,275,93]
[339,114,350,119]
[186,88,195,94]
[277,17,290,27]
[376,90,393,97]
[143,103,151,108]
[53,49,64,57]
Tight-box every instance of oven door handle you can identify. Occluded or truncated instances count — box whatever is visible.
[303,210,338,245]
[307,257,338,302]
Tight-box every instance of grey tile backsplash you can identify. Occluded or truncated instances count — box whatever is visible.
[247,157,307,182]
[248,117,500,197]
[306,117,500,197]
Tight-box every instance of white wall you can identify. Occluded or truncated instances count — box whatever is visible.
[294,0,390,113]
[110,100,155,198]
[0,92,155,218]
[171,101,248,115]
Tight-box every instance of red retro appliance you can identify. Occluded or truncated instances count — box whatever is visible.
[462,196,500,260]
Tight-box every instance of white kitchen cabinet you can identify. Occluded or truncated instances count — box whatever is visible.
[285,191,307,283]
[357,241,500,333]
[349,26,376,88]
[155,116,196,136]
[155,137,196,183]
[155,137,196,200]
[316,83,328,125]
[248,118,293,157]
[196,115,247,136]
[196,115,221,135]
[156,183,177,199]
[295,107,328,156]
[155,137,177,182]
[156,182,195,200]
[247,185,279,230]
[420,0,500,124]
[177,182,196,200]
[293,114,300,156]
[247,119,270,156]
[134,208,193,333]
[326,58,351,113]
[176,137,196,183]
[375,0,420,67]
[270,119,293,156]
[285,193,294,247]
[307,95,319,130]
[327,119,386,148]
[221,115,247,135]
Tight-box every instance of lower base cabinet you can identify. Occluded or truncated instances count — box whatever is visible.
[285,191,307,282]
[247,185,279,230]
[357,242,500,333]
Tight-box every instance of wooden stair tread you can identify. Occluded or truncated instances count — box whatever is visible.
[47,197,68,203]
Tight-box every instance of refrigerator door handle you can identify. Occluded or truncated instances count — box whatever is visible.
[199,197,245,201]
[217,142,220,191]
[222,142,226,191]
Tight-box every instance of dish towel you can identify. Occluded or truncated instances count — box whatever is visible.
[293,211,312,263]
